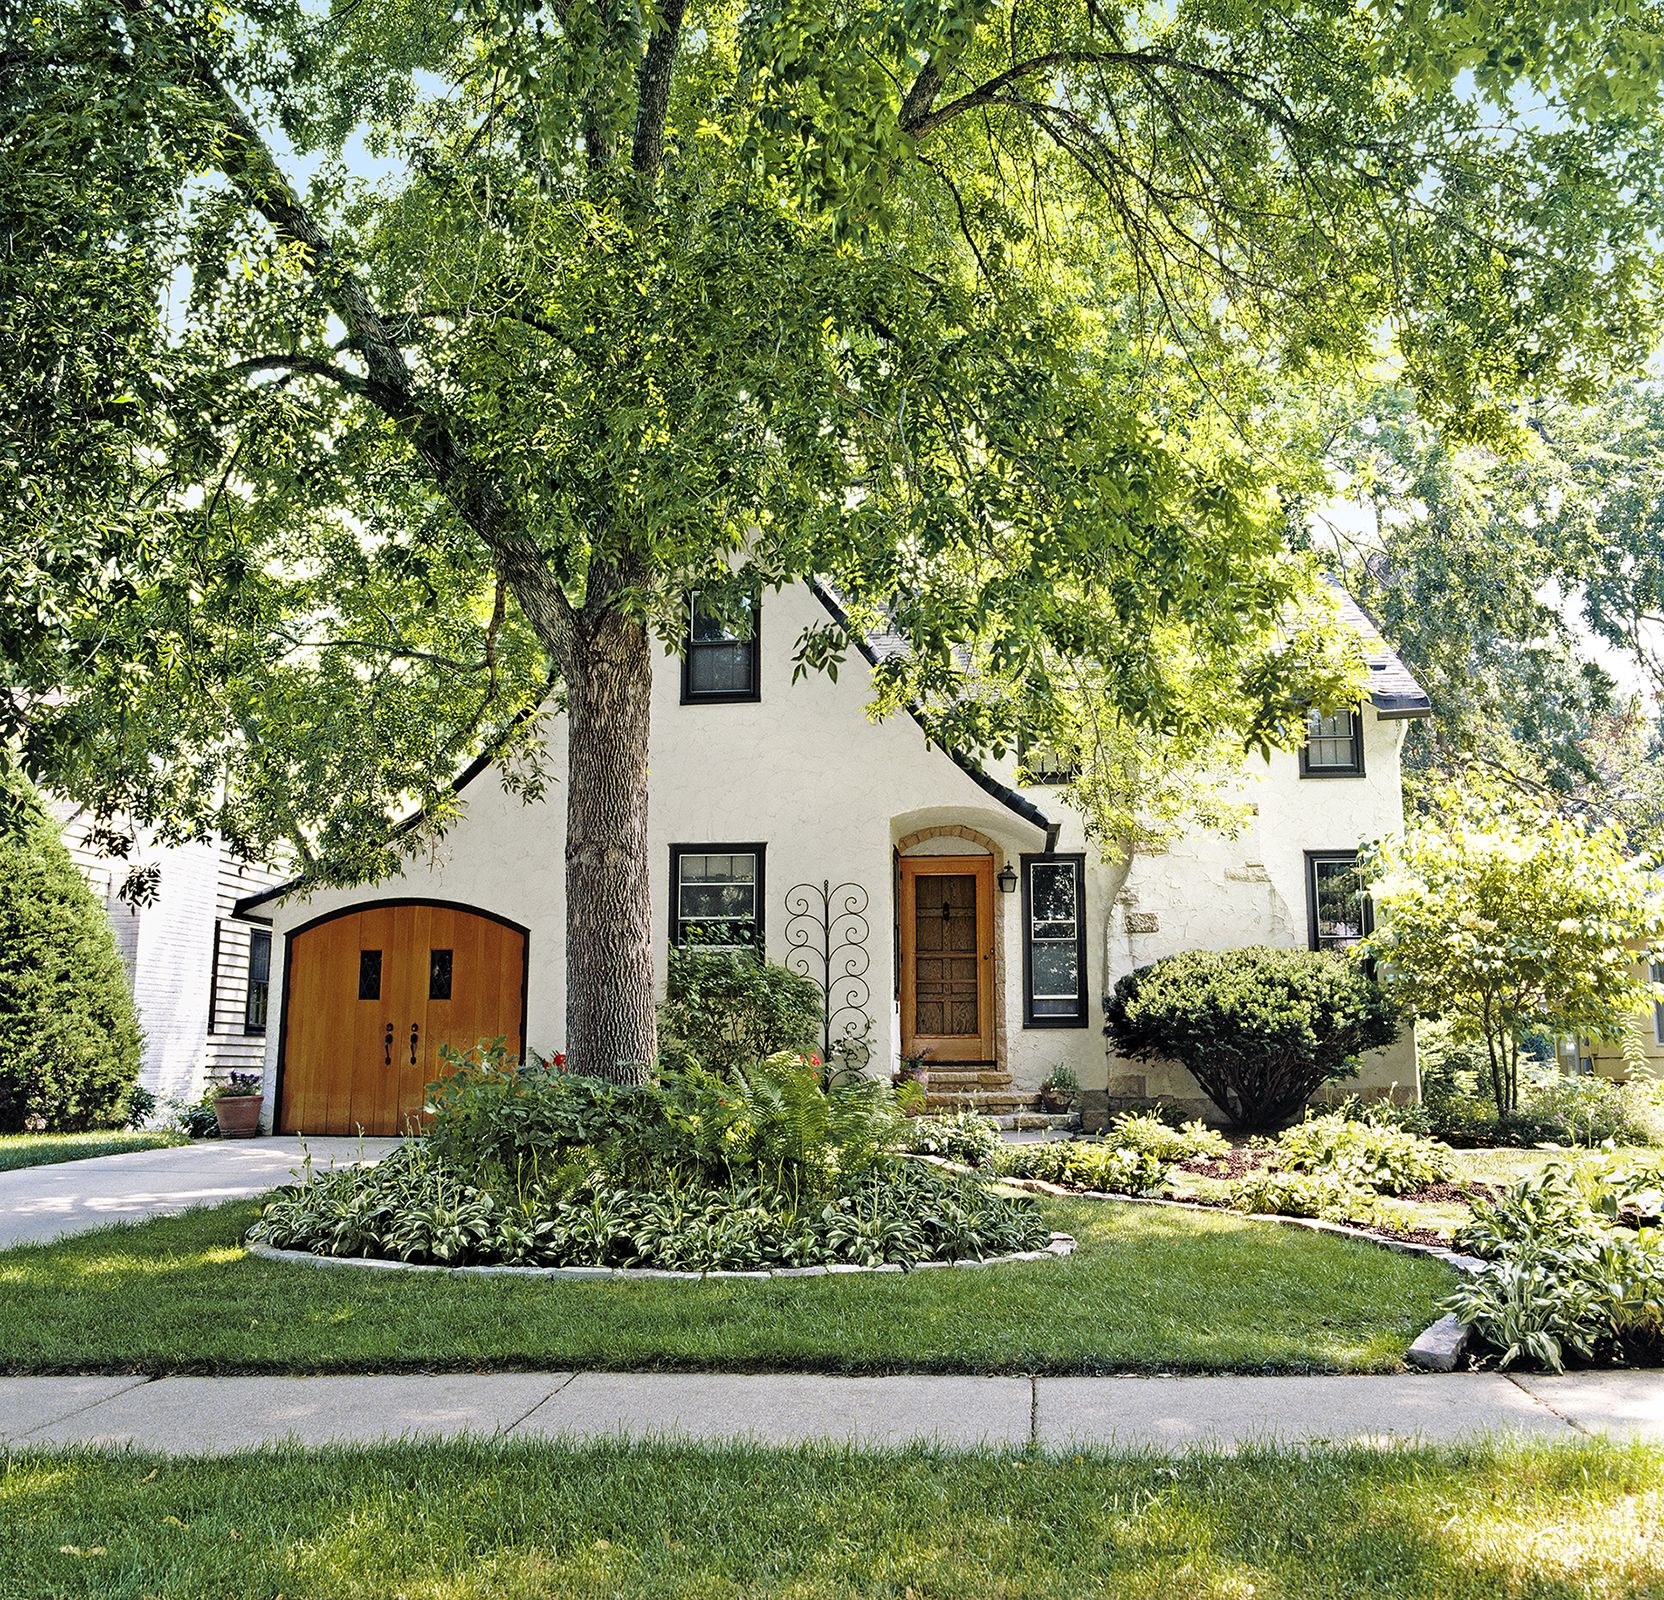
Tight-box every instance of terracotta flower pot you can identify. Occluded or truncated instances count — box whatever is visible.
[213,1094,264,1139]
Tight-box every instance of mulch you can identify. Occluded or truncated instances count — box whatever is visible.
[1175,1149,1270,1181]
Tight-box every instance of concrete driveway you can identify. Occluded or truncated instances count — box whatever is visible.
[0,1137,398,1250]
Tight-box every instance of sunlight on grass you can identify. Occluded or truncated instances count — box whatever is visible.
[3,1440,1661,1600]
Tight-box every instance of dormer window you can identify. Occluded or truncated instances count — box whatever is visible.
[1017,731,1077,785]
[682,592,760,704]
[1299,707,1364,777]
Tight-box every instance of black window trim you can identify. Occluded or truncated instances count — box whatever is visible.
[1015,729,1078,787]
[1299,704,1366,778]
[244,927,272,1036]
[1020,852,1089,1029]
[669,842,768,953]
[1304,849,1374,953]
[680,590,761,705]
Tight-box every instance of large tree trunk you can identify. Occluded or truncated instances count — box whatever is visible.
[561,603,657,1083]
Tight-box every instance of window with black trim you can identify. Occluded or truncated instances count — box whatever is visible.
[1300,707,1365,777]
[1022,854,1088,1026]
[671,845,765,952]
[682,592,759,703]
[1306,851,1372,953]
[1017,731,1077,785]
[245,929,271,1034]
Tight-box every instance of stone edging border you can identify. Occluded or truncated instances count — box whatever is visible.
[982,1170,1485,1373]
[244,1231,1077,1280]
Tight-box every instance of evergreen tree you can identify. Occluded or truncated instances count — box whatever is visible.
[0,773,144,1132]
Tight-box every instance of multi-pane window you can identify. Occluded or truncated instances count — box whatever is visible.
[1300,707,1365,777]
[1017,732,1077,785]
[682,592,759,702]
[671,846,765,951]
[245,929,272,1034]
[1022,854,1088,1026]
[1306,852,1371,953]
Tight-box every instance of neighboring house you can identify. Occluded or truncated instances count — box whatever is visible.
[236,580,1429,1135]
[55,806,288,1104]
[1566,951,1664,1082]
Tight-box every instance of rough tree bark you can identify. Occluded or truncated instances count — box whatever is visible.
[557,580,658,1082]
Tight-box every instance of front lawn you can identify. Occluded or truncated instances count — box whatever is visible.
[4,1437,1661,1599]
[0,1130,187,1173]
[0,1193,1450,1375]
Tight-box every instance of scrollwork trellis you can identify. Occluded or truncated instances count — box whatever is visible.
[783,879,872,1070]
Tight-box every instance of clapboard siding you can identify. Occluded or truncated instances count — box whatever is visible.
[205,853,286,1084]
[51,800,287,1101]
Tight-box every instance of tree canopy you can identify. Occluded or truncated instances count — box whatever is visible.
[6,0,1663,1072]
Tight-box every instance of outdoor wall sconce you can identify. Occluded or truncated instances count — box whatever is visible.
[997,863,1018,894]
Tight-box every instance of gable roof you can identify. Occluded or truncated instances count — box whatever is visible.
[1324,580,1432,719]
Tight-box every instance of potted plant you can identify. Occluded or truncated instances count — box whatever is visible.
[895,1048,931,1099]
[211,1073,265,1139]
[1039,1064,1079,1114]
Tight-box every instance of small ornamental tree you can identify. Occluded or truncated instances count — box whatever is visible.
[658,948,823,1078]
[0,773,144,1132]
[1104,946,1404,1130]
[1358,795,1664,1119]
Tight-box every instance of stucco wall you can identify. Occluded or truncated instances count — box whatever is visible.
[256,580,1419,1121]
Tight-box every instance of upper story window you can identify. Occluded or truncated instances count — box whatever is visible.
[1299,707,1365,778]
[1306,851,1372,954]
[1017,731,1077,786]
[245,928,272,1034]
[1022,854,1088,1027]
[682,591,759,704]
[670,845,765,953]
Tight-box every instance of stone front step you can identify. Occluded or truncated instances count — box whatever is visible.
[994,1111,1082,1133]
[918,1069,1011,1090]
[923,1090,1037,1114]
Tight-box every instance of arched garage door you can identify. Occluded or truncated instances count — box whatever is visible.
[277,901,528,1135]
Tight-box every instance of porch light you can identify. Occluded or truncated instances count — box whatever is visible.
[997,863,1018,894]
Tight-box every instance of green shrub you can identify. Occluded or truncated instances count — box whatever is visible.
[1274,1112,1453,1195]
[900,1110,1006,1169]
[997,1140,1168,1195]
[0,772,143,1132]
[251,1144,1050,1270]
[1227,1169,1403,1228]
[1517,1075,1653,1147]
[658,949,823,1077]
[1446,1156,1664,1370]
[1104,1110,1230,1164]
[1104,945,1403,1131]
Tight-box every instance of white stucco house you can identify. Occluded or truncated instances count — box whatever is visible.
[235,579,1429,1135]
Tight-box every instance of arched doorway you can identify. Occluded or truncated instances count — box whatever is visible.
[277,900,528,1135]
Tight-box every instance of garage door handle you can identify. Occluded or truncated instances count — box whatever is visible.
[384,1023,393,1068]
[409,1022,419,1068]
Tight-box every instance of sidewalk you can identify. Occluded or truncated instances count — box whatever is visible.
[0,1137,397,1249]
[4,1370,1661,1454]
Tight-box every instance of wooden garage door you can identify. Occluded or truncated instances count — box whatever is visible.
[278,902,527,1135]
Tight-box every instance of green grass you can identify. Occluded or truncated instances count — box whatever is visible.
[0,1130,187,1173]
[0,1193,1450,1376]
[3,1437,1661,1598]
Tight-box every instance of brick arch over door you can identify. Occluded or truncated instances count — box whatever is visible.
[893,825,1009,1068]
[276,899,529,1135]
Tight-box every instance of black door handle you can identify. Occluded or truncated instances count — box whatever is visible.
[409,1022,419,1068]
[384,1023,393,1067]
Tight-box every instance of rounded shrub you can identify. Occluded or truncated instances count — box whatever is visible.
[0,773,143,1131]
[1104,945,1404,1132]
[658,948,823,1077]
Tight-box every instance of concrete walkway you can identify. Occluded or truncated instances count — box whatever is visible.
[0,1137,398,1249]
[3,1370,1661,1454]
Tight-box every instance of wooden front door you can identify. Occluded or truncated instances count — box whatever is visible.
[900,856,996,1062]
[278,902,527,1135]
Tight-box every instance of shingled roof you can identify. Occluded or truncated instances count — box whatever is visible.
[1324,580,1432,719]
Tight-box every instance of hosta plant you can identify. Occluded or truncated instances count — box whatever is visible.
[1445,1157,1664,1371]
[997,1140,1168,1195]
[1227,1170,1404,1229]
[1274,1113,1453,1196]
[1104,1111,1230,1165]
[901,1111,1006,1169]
